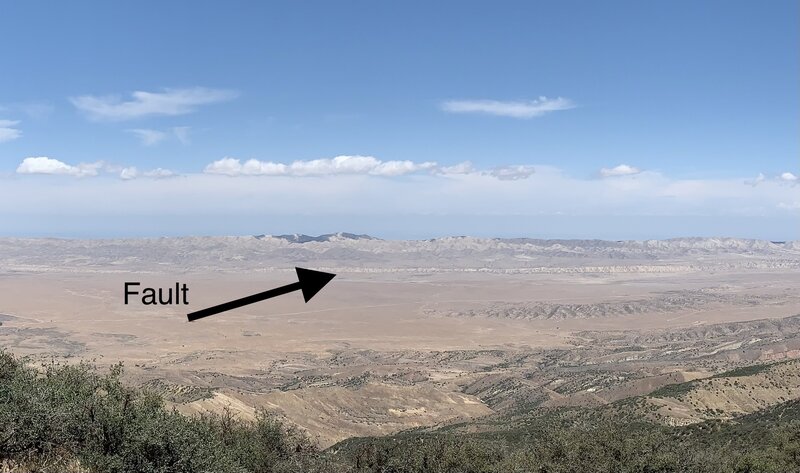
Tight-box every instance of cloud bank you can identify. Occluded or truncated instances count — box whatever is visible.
[6,160,799,238]
[441,97,575,118]
[204,156,543,180]
[70,87,238,121]
[204,155,439,177]
[6,166,798,223]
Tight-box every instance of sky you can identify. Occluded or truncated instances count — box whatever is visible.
[1,1,798,240]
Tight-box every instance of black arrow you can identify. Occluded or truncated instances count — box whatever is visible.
[187,267,336,322]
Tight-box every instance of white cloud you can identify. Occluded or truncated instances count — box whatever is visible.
[120,167,138,180]
[70,87,238,121]
[205,155,439,177]
[120,167,176,180]
[780,172,798,182]
[241,159,287,176]
[488,165,536,180]
[440,97,575,118]
[126,128,168,146]
[16,156,103,177]
[745,173,766,187]
[0,119,21,142]
[600,164,642,177]
[291,155,379,176]
[372,160,437,176]
[205,156,536,179]
[205,157,249,176]
[438,161,476,175]
[143,168,176,179]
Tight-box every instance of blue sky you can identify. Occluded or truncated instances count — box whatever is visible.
[1,1,798,239]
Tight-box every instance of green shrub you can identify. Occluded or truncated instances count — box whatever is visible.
[0,351,332,473]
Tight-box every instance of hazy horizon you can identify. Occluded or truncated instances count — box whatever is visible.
[1,214,796,242]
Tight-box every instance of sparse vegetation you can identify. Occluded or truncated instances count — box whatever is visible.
[0,351,335,473]
[337,416,800,473]
[712,362,783,379]
[649,380,697,399]
[2,351,799,472]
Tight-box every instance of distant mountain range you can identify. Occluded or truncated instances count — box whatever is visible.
[255,232,380,243]
[1,235,798,274]
[252,233,795,248]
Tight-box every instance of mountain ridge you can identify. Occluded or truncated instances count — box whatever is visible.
[1,235,798,274]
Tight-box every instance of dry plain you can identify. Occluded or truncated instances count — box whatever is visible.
[1,234,799,447]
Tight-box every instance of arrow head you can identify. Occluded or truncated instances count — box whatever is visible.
[295,267,336,303]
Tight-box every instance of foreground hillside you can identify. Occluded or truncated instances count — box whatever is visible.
[2,351,799,473]
[646,359,800,425]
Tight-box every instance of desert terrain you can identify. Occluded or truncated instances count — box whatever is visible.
[1,234,799,447]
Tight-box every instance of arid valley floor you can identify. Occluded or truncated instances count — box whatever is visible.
[2,234,800,448]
